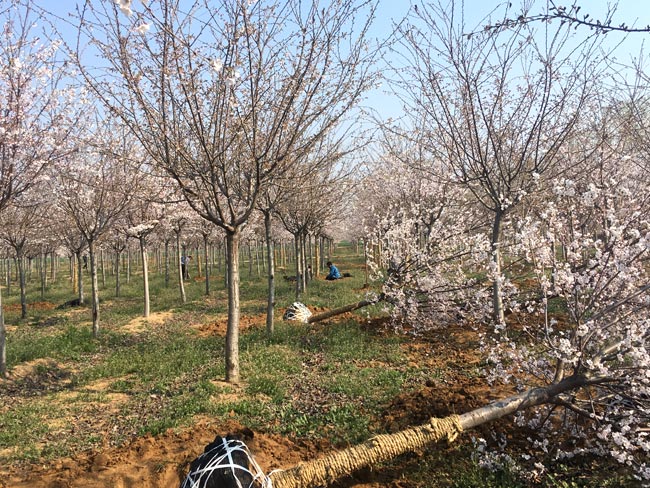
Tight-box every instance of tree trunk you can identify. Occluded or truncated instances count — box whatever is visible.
[100,248,106,288]
[225,229,241,384]
[491,211,505,324]
[164,239,170,288]
[248,242,253,279]
[126,247,131,284]
[176,232,186,304]
[115,250,121,297]
[293,234,301,299]
[40,251,46,300]
[223,243,228,288]
[17,250,27,319]
[269,375,589,488]
[264,211,275,335]
[76,251,84,306]
[51,251,56,283]
[139,238,150,318]
[0,288,6,378]
[5,257,10,296]
[307,298,381,324]
[300,232,307,291]
[89,241,100,338]
[203,233,210,296]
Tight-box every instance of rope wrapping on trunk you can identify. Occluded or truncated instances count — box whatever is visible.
[269,415,463,488]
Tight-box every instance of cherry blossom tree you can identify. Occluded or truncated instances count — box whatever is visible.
[53,122,140,337]
[360,137,491,329]
[76,0,378,383]
[125,194,167,319]
[0,197,51,320]
[0,0,82,378]
[166,201,198,304]
[393,1,602,324]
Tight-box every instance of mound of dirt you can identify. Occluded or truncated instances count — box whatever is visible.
[1,418,320,488]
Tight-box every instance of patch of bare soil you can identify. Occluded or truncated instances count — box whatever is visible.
[1,359,74,403]
[191,313,263,336]
[3,301,57,312]
[122,311,174,334]
[0,418,319,488]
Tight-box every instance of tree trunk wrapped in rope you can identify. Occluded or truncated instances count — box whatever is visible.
[269,416,462,488]
[269,375,588,488]
[284,294,384,324]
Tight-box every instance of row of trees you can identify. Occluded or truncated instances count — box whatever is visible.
[1,0,648,481]
[0,0,368,382]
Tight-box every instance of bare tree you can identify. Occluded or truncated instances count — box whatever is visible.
[76,0,377,383]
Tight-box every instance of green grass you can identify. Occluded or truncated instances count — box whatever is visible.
[7,325,101,363]
[0,243,639,486]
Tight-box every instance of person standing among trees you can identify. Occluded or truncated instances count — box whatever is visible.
[181,255,192,280]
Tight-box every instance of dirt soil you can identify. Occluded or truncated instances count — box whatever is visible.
[0,316,512,488]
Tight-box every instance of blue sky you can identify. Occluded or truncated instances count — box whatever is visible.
[364,0,650,121]
[34,0,650,122]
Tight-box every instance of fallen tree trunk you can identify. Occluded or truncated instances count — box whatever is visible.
[307,297,380,324]
[269,374,589,488]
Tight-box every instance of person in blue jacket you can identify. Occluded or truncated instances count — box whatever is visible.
[325,261,341,280]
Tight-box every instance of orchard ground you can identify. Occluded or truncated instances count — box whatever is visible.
[0,244,637,487]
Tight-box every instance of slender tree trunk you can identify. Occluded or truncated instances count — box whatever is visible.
[50,251,56,283]
[203,233,210,296]
[0,288,6,378]
[223,243,228,288]
[300,232,307,292]
[320,236,325,272]
[115,250,121,297]
[264,211,275,335]
[40,251,46,299]
[293,234,301,299]
[225,229,242,384]
[491,211,505,324]
[126,247,131,284]
[76,251,84,306]
[5,257,10,296]
[100,248,106,288]
[307,234,313,283]
[70,256,76,294]
[247,242,252,279]
[164,239,170,288]
[89,242,100,338]
[17,250,27,319]
[314,235,320,278]
[364,240,369,287]
[176,232,186,304]
[139,238,150,318]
